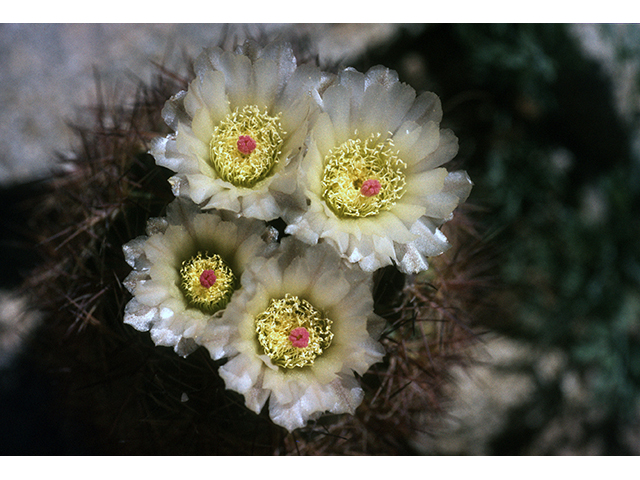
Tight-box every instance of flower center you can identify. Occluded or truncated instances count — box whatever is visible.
[289,327,310,348]
[199,269,217,288]
[209,105,285,188]
[237,135,257,155]
[180,252,237,313]
[321,133,406,218]
[360,178,381,197]
[255,294,333,369]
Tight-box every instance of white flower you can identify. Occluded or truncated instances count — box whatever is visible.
[151,41,330,221]
[284,66,473,273]
[201,237,385,432]
[122,198,276,357]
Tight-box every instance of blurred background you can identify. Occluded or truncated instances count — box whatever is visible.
[2,23,640,455]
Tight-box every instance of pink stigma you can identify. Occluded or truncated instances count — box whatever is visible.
[289,327,310,348]
[237,135,257,155]
[360,179,381,197]
[199,270,217,288]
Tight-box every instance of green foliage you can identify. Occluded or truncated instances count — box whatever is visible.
[455,24,640,428]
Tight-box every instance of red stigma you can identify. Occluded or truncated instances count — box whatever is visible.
[237,135,257,155]
[199,270,217,288]
[360,179,381,197]
[289,327,310,348]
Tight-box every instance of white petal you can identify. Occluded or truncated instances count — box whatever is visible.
[219,50,254,107]
[392,120,422,154]
[252,57,280,109]
[186,70,231,124]
[391,202,428,227]
[337,68,366,119]
[360,81,415,137]
[401,121,441,166]
[409,216,451,257]
[310,269,350,308]
[321,85,351,144]
[151,136,200,175]
[443,170,474,203]
[219,354,263,394]
[175,124,208,159]
[405,167,448,197]
[413,128,459,172]
[404,91,443,125]
[190,108,214,145]
[123,298,158,332]
[122,237,150,270]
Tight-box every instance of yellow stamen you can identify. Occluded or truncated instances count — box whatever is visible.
[321,132,406,218]
[180,252,236,313]
[255,294,333,369]
[209,105,285,188]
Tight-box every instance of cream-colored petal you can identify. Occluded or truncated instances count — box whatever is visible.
[219,353,264,395]
[201,187,242,213]
[396,242,430,274]
[149,324,183,348]
[391,201,428,227]
[161,91,189,131]
[123,298,159,332]
[276,63,324,126]
[185,70,231,124]
[358,211,416,244]
[175,124,208,160]
[123,237,151,270]
[151,136,201,175]
[309,113,335,160]
[200,70,232,123]
[401,121,441,166]
[284,216,319,245]
[267,376,365,432]
[409,216,451,257]
[443,170,474,203]
[405,167,448,197]
[423,192,462,219]
[219,50,254,107]
[281,254,312,295]
[239,191,281,221]
[359,81,415,138]
[322,84,352,144]
[190,107,215,145]
[337,68,365,119]
[252,57,280,109]
[364,65,399,89]
[309,354,342,384]
[373,234,398,263]
[256,41,296,85]
[182,174,226,204]
[392,120,421,154]
[404,91,443,125]
[412,128,459,172]
[309,269,350,308]
[344,336,386,375]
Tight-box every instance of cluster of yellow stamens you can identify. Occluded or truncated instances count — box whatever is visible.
[180,252,237,313]
[254,294,333,369]
[321,132,406,218]
[209,105,285,188]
